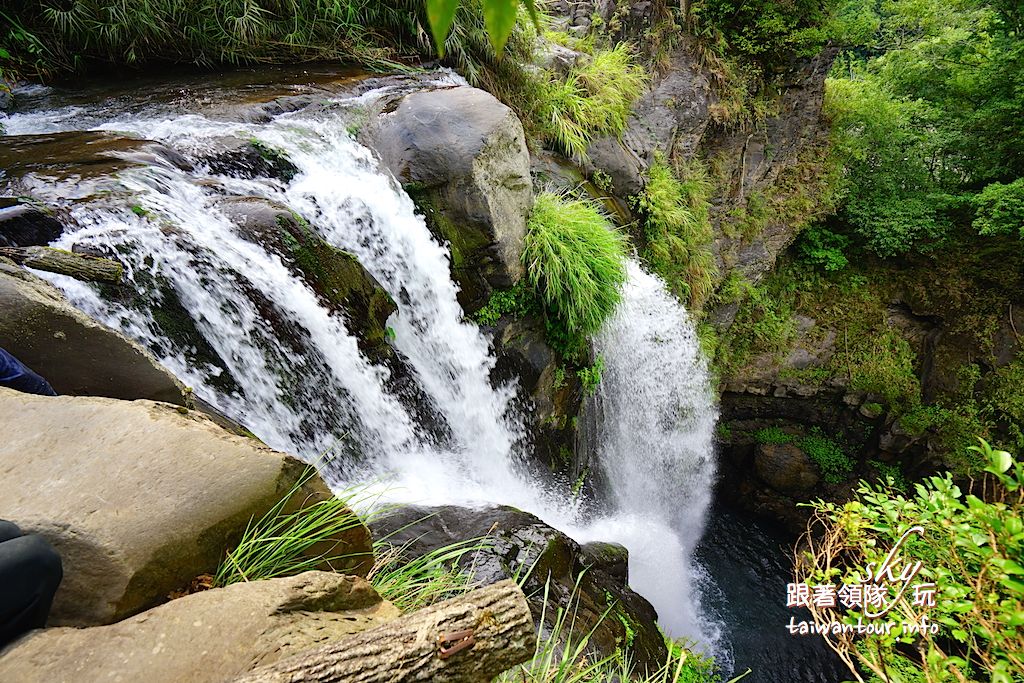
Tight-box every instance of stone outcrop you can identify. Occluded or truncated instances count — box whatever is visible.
[706,47,840,293]
[585,40,714,197]
[0,572,398,683]
[370,504,667,671]
[362,86,533,310]
[0,389,372,626]
[0,262,189,404]
[493,315,590,480]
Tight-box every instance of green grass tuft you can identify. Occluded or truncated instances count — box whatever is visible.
[367,538,482,612]
[524,193,628,352]
[214,467,374,587]
[531,44,647,159]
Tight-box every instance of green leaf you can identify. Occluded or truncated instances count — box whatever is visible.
[992,448,1013,474]
[520,0,540,29]
[482,0,519,53]
[426,0,460,56]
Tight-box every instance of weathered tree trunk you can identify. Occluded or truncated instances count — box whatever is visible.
[233,579,535,683]
[0,246,123,283]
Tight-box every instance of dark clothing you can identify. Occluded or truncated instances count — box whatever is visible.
[0,520,63,649]
[0,348,56,396]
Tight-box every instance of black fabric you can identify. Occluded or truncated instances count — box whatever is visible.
[0,521,63,649]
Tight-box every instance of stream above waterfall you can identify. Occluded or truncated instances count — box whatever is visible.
[2,67,842,681]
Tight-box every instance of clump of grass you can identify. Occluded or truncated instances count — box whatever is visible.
[496,574,749,683]
[532,43,647,159]
[214,467,375,587]
[524,193,628,351]
[754,425,793,445]
[634,156,718,309]
[367,538,482,612]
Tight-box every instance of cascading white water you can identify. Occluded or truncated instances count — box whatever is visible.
[582,260,724,654]
[3,82,722,655]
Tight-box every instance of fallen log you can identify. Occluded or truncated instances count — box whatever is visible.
[0,246,123,283]
[232,579,535,683]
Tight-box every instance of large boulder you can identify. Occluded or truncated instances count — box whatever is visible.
[0,572,399,683]
[0,389,373,626]
[370,504,667,671]
[754,442,820,494]
[363,86,532,311]
[0,262,189,405]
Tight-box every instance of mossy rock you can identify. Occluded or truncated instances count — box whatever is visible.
[218,197,396,352]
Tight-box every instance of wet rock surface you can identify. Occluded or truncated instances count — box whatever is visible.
[0,198,65,247]
[370,504,668,671]
[362,85,532,311]
[0,262,188,404]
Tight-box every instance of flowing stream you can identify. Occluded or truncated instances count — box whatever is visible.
[2,75,725,661]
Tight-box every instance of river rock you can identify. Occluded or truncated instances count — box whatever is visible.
[218,196,395,350]
[0,263,189,404]
[0,572,398,683]
[0,198,65,247]
[754,442,820,494]
[363,86,532,310]
[0,389,373,626]
[369,504,667,670]
[200,136,298,181]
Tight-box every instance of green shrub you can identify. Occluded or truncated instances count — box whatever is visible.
[797,225,849,271]
[524,193,628,350]
[973,178,1024,239]
[799,429,853,484]
[532,43,647,159]
[577,356,604,396]
[634,157,717,309]
[847,329,921,412]
[754,426,794,445]
[795,440,1024,683]
[472,284,535,326]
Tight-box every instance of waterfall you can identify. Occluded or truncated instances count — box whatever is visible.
[3,83,722,656]
[584,260,724,654]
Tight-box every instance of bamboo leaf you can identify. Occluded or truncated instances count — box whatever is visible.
[426,0,460,56]
[481,0,519,53]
